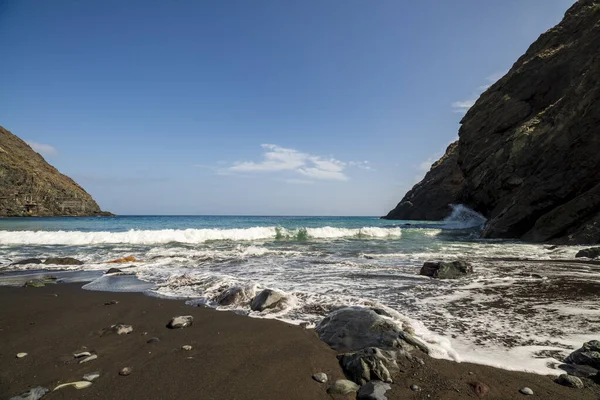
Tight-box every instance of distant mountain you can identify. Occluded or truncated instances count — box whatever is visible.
[0,126,112,217]
[384,0,600,244]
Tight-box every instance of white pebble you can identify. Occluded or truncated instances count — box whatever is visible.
[520,387,534,395]
[16,352,27,358]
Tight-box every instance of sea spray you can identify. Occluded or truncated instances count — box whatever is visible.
[442,204,487,229]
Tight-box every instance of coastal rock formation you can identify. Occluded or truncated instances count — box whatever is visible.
[337,347,400,384]
[384,0,600,244]
[575,247,600,259]
[419,260,473,279]
[384,141,465,220]
[250,289,288,312]
[0,126,111,217]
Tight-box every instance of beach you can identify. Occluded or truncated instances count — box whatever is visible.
[1,283,598,400]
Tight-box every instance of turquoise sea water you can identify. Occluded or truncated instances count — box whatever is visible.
[1,212,599,374]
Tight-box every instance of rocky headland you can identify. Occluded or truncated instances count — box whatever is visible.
[0,126,111,217]
[384,0,600,244]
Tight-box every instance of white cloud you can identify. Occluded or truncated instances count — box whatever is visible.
[452,70,508,114]
[27,141,58,157]
[226,144,359,182]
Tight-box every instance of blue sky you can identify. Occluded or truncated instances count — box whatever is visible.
[0,0,574,215]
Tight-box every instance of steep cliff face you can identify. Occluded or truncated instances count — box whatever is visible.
[385,0,600,244]
[384,141,465,220]
[0,126,110,217]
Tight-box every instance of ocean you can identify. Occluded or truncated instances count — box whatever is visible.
[1,207,599,375]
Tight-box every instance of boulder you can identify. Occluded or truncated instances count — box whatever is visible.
[23,279,46,288]
[558,363,598,378]
[565,340,600,369]
[9,386,49,400]
[419,260,473,279]
[338,347,401,385]
[250,289,287,312]
[555,374,584,389]
[327,379,360,396]
[10,258,42,266]
[44,257,83,265]
[357,381,391,400]
[575,247,600,259]
[167,315,193,329]
[315,307,418,352]
[215,286,253,306]
[105,268,123,274]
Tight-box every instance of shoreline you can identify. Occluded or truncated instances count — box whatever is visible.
[1,283,598,399]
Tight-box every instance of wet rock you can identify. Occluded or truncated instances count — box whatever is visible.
[108,256,139,264]
[250,289,288,312]
[519,387,533,395]
[327,379,360,395]
[357,381,391,400]
[79,354,98,364]
[315,307,414,352]
[82,372,100,382]
[119,367,132,376]
[16,352,27,358]
[470,381,490,398]
[419,260,473,279]
[23,280,46,288]
[565,340,600,369]
[338,347,401,384]
[53,381,92,391]
[10,258,42,266]
[105,268,123,274]
[556,374,584,389]
[215,286,253,306]
[575,247,600,259]
[102,324,133,335]
[9,386,48,400]
[181,345,192,351]
[410,384,421,392]
[44,257,83,265]
[312,372,327,383]
[147,337,160,344]
[558,363,598,378]
[167,315,193,329]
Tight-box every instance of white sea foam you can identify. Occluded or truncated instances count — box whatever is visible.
[0,226,401,245]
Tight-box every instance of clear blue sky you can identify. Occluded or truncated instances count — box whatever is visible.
[0,0,574,215]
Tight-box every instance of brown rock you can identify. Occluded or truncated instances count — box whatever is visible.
[119,367,132,376]
[470,381,490,398]
[107,256,139,264]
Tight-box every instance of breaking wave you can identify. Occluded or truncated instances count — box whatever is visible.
[0,226,402,245]
[442,204,487,229]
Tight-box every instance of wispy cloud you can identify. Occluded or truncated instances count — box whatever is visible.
[452,70,507,114]
[27,141,58,157]
[225,144,369,182]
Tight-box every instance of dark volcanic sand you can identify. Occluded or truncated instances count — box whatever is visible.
[0,284,597,400]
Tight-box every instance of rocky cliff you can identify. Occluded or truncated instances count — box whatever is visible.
[385,0,600,244]
[0,126,111,217]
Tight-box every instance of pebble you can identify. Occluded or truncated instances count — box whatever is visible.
[8,386,48,400]
[147,337,161,344]
[79,354,98,364]
[167,315,193,329]
[53,381,92,391]
[82,372,100,382]
[326,379,359,395]
[113,324,133,335]
[182,345,192,351]
[119,367,132,376]
[519,387,534,395]
[556,374,584,389]
[410,384,421,391]
[16,352,28,358]
[73,351,92,358]
[104,300,119,305]
[312,372,328,383]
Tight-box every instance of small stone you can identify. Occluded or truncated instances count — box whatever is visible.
[9,386,48,400]
[82,372,100,382]
[79,354,98,364]
[556,374,584,389]
[327,379,360,395]
[73,351,92,358]
[105,267,123,274]
[147,337,160,344]
[182,345,192,351]
[102,324,133,335]
[357,381,391,400]
[53,381,92,391]
[312,372,328,383]
[119,367,132,376]
[470,381,490,398]
[16,352,27,358]
[410,384,421,391]
[519,387,533,395]
[23,280,45,288]
[104,300,119,305]
[167,315,193,329]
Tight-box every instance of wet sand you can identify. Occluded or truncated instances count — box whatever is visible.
[0,284,597,399]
